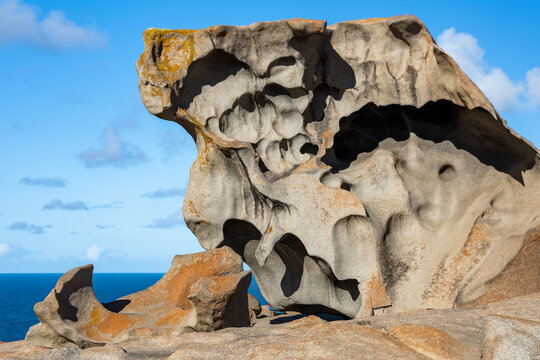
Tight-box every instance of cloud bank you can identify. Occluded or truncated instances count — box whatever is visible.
[6,222,51,234]
[20,176,67,188]
[146,209,184,229]
[79,126,147,168]
[142,187,186,199]
[0,0,106,50]
[43,199,89,211]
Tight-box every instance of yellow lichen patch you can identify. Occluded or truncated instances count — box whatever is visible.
[388,324,462,360]
[192,128,217,169]
[97,313,136,338]
[76,304,135,341]
[460,226,540,307]
[368,274,392,309]
[185,200,200,217]
[138,28,201,90]
[294,157,321,173]
[154,308,192,326]
[166,258,232,309]
[285,18,326,34]
[78,306,108,341]
[423,221,492,304]
[128,327,153,337]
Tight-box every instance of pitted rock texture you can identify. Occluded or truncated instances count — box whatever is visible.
[137,16,540,318]
[25,247,251,348]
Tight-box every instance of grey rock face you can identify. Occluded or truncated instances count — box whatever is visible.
[137,16,540,318]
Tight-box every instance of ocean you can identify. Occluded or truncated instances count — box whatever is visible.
[0,273,267,342]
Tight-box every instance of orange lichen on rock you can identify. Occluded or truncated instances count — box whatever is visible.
[25,247,251,349]
[423,220,493,308]
[460,226,540,307]
[388,324,463,360]
[369,274,392,310]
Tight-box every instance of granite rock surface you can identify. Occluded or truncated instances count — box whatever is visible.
[137,16,540,318]
[1,292,539,359]
[24,247,251,348]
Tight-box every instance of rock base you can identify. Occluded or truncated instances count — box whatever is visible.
[2,292,538,359]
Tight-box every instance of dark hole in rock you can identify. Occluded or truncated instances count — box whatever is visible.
[263,83,306,99]
[279,139,289,152]
[320,100,536,184]
[102,299,131,313]
[220,220,359,319]
[181,49,250,109]
[258,159,269,173]
[300,143,319,155]
[221,219,262,259]
[264,56,296,77]
[439,164,456,180]
[254,91,266,107]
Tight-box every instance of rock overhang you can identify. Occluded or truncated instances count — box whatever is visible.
[137,16,540,318]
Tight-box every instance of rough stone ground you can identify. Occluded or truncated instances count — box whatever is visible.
[1,292,538,359]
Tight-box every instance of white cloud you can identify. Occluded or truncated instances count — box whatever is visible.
[78,126,147,168]
[0,0,106,50]
[437,28,524,111]
[526,68,540,107]
[0,243,10,256]
[86,244,104,261]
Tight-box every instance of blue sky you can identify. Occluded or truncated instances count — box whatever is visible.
[0,0,538,272]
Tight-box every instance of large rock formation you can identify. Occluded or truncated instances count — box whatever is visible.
[136,16,540,318]
[25,247,251,348]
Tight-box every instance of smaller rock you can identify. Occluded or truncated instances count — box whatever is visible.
[25,247,251,348]
[25,323,69,348]
[259,305,275,318]
[249,309,257,327]
[248,294,262,316]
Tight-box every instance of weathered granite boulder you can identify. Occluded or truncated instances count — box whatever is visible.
[25,247,251,348]
[248,294,262,316]
[136,16,540,318]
